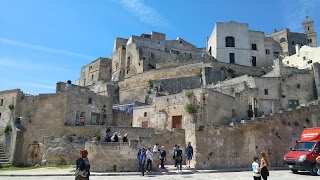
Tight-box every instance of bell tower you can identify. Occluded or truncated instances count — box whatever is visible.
[303,16,318,47]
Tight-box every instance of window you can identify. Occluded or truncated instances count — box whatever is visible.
[288,100,299,108]
[251,44,257,50]
[264,89,269,95]
[91,74,94,80]
[303,56,306,60]
[144,112,147,117]
[209,46,212,55]
[280,38,286,43]
[309,39,313,43]
[251,56,256,67]
[225,36,235,47]
[127,57,131,65]
[179,41,182,44]
[0,99,3,106]
[265,49,270,54]
[0,113,1,119]
[83,79,86,86]
[297,84,301,89]
[88,98,92,104]
[292,41,295,45]
[116,62,119,69]
[286,61,289,64]
[229,53,235,64]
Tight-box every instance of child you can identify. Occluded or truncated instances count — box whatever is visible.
[252,156,261,180]
[316,156,320,175]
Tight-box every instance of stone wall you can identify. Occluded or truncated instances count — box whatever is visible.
[86,128,185,171]
[151,76,202,95]
[119,63,205,103]
[112,110,132,126]
[193,102,320,169]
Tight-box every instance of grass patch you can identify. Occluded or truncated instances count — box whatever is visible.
[0,165,75,171]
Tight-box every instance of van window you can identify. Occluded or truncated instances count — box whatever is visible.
[293,142,316,151]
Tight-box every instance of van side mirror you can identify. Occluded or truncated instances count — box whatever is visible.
[315,148,320,154]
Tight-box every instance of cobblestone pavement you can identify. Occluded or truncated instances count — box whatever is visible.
[1,170,319,180]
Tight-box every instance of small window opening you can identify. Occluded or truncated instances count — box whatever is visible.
[88,98,92,104]
[144,112,147,117]
[264,89,269,95]
[0,99,3,106]
[297,84,301,89]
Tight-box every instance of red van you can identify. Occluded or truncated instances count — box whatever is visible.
[284,128,320,175]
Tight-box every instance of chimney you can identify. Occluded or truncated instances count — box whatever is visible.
[295,44,300,56]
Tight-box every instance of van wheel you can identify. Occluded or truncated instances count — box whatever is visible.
[310,164,318,176]
[291,169,298,174]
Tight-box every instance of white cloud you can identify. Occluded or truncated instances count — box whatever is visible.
[117,0,168,27]
[0,38,95,60]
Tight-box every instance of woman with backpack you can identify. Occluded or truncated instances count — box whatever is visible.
[175,146,183,171]
[75,149,90,180]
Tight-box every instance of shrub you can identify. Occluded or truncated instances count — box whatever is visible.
[258,111,264,117]
[67,136,73,142]
[147,81,153,88]
[148,64,155,69]
[8,104,14,110]
[4,124,12,134]
[185,104,197,113]
[95,133,101,141]
[113,165,117,171]
[185,91,194,98]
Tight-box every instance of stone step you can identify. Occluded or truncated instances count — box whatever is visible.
[0,160,10,163]
[0,156,8,159]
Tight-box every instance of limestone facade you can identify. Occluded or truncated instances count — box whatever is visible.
[76,57,112,87]
[282,45,320,69]
[207,21,276,67]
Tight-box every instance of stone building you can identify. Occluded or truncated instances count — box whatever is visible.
[76,57,112,87]
[207,21,281,68]
[1,16,320,171]
[267,16,317,56]
[207,16,317,68]
[110,31,206,82]
[282,45,320,69]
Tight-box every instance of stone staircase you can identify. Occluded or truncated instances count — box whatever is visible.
[0,144,10,166]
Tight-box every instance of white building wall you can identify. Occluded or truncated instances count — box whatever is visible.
[282,45,320,69]
[215,22,251,66]
[249,31,266,67]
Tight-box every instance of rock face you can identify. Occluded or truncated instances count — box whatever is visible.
[42,147,73,165]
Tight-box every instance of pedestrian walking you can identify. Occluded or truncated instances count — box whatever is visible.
[260,152,270,180]
[146,146,153,172]
[159,146,167,172]
[175,146,183,171]
[75,149,90,180]
[185,142,193,168]
[139,148,146,176]
[172,145,177,167]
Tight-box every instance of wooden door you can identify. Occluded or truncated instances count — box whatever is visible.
[142,121,148,128]
[172,116,182,129]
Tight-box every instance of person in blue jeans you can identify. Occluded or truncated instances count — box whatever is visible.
[137,148,142,172]
[159,146,167,172]
[185,142,193,168]
[139,148,146,176]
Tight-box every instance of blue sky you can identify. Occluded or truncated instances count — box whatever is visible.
[1,0,320,94]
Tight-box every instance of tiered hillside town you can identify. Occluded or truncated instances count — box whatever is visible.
[1,16,320,171]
